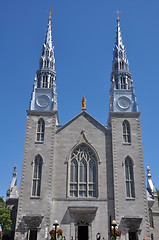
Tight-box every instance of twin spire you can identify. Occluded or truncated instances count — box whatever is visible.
[30,10,138,115]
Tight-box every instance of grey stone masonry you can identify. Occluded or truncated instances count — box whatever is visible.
[15,110,57,240]
[110,112,150,239]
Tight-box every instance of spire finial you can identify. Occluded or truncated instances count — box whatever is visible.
[49,9,52,20]
[82,96,86,111]
[116,9,120,20]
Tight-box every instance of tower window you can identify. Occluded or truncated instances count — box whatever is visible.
[36,118,45,142]
[42,75,48,88]
[44,60,48,68]
[32,155,43,197]
[121,77,126,89]
[119,51,122,58]
[46,49,49,57]
[50,61,53,68]
[49,76,54,88]
[120,62,124,70]
[69,143,97,198]
[123,120,131,143]
[50,51,53,57]
[125,156,135,198]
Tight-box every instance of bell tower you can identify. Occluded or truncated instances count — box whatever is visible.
[109,10,138,115]
[108,12,150,239]
[30,10,57,112]
[15,11,58,240]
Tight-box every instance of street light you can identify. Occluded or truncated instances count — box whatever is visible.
[112,220,117,240]
[53,220,59,240]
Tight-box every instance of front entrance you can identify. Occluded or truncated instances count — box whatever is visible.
[29,230,37,240]
[78,226,88,240]
[129,232,138,240]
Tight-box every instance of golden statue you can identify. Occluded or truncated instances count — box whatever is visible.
[49,9,52,20]
[82,96,86,110]
[116,9,120,20]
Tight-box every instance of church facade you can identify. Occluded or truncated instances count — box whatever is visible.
[8,11,159,240]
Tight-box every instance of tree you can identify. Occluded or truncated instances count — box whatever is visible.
[0,197,12,233]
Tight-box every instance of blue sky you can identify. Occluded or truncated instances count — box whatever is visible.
[0,0,159,198]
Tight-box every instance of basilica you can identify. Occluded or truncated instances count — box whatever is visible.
[6,11,159,240]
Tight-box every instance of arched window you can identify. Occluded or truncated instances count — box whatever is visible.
[69,143,97,198]
[32,155,43,197]
[119,51,122,58]
[42,75,48,88]
[121,77,126,89]
[36,118,45,142]
[123,120,131,144]
[46,49,49,57]
[49,76,54,88]
[44,60,48,68]
[125,156,135,198]
[50,61,53,68]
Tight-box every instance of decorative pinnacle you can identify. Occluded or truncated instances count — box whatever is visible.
[116,9,120,20]
[49,9,52,20]
[82,96,86,111]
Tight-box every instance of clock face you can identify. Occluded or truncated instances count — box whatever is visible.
[117,96,131,110]
[36,95,50,108]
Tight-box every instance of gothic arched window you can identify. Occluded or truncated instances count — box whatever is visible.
[42,75,48,88]
[32,155,43,197]
[123,120,131,144]
[119,51,122,58]
[46,49,49,57]
[125,156,135,198]
[69,143,97,197]
[44,60,48,68]
[36,118,45,142]
[121,76,126,89]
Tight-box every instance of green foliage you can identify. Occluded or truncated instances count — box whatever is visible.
[0,197,12,232]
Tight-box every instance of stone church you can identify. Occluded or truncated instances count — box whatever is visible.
[6,11,159,240]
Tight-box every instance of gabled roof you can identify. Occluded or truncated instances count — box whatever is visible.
[56,111,109,134]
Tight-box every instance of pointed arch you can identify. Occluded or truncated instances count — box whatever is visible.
[125,156,135,198]
[69,143,98,198]
[42,75,48,88]
[36,118,45,142]
[123,120,131,144]
[32,154,43,197]
[46,49,49,57]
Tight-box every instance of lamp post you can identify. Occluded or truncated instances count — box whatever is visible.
[112,220,117,240]
[53,220,59,240]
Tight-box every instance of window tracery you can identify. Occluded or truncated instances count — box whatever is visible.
[125,156,135,198]
[36,118,45,142]
[69,143,97,197]
[123,120,131,144]
[32,155,43,197]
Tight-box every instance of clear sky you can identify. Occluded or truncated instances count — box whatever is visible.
[0,0,159,198]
